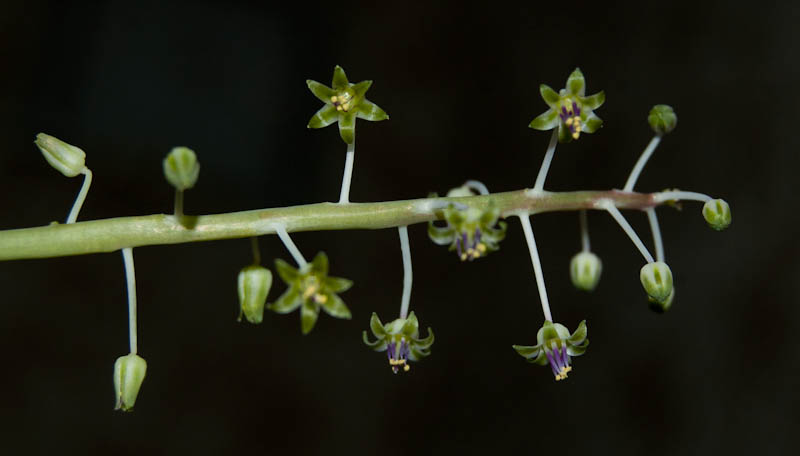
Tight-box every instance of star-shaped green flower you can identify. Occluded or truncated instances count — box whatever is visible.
[529,68,605,143]
[362,311,434,373]
[306,65,389,144]
[427,201,507,261]
[268,252,353,334]
[512,320,588,381]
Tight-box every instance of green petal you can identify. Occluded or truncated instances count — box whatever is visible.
[306,79,336,104]
[582,112,603,134]
[300,301,319,334]
[409,346,430,361]
[580,91,605,110]
[512,344,541,359]
[557,123,572,143]
[529,109,559,131]
[319,293,351,319]
[530,351,549,365]
[539,84,560,108]
[369,312,387,338]
[325,276,353,293]
[362,330,388,350]
[443,206,465,225]
[307,104,339,129]
[274,258,299,284]
[338,111,355,144]
[414,327,434,350]
[540,321,560,342]
[402,311,420,337]
[479,203,500,225]
[568,320,588,345]
[356,99,389,122]
[428,222,455,246]
[351,80,373,98]
[567,339,589,357]
[332,65,349,90]
[310,252,329,276]
[269,287,302,314]
[566,68,586,96]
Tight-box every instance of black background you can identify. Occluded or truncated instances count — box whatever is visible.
[0,1,797,454]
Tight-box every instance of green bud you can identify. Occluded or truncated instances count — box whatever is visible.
[648,105,677,135]
[34,133,86,178]
[570,251,602,292]
[640,261,674,304]
[163,147,200,191]
[237,265,272,324]
[113,353,147,412]
[649,286,675,313]
[702,199,731,231]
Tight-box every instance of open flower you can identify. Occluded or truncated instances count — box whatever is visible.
[362,312,434,373]
[306,65,389,144]
[269,252,353,334]
[428,201,507,261]
[528,68,605,143]
[512,320,588,381]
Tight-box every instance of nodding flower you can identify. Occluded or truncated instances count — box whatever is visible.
[513,320,589,381]
[428,201,507,262]
[363,312,434,374]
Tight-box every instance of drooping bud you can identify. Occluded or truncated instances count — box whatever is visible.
[570,251,602,292]
[163,147,200,191]
[113,353,147,412]
[237,265,272,324]
[34,133,87,178]
[649,286,675,313]
[640,261,674,304]
[702,199,731,231]
[648,105,677,135]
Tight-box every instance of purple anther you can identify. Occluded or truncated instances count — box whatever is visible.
[572,101,580,116]
[474,229,482,246]
[399,340,410,361]
[387,341,396,361]
[561,105,568,117]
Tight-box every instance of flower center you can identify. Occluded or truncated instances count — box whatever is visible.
[387,338,411,373]
[302,276,327,304]
[331,91,354,112]
[546,341,573,381]
[456,228,487,262]
[559,99,583,140]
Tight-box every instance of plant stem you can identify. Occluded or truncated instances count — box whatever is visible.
[274,224,307,268]
[0,189,663,261]
[579,209,590,252]
[66,168,93,224]
[623,135,661,192]
[646,208,665,262]
[464,180,489,195]
[533,129,559,191]
[339,142,355,204]
[121,247,138,354]
[654,191,712,204]
[517,214,552,322]
[600,201,655,263]
[398,225,412,319]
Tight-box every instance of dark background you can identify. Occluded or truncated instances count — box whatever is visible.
[0,0,797,454]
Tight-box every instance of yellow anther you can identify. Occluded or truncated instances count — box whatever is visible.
[341,102,350,111]
[476,243,487,253]
[315,293,328,304]
[336,105,343,111]
[575,122,582,132]
[572,131,580,140]
[565,117,573,126]
[403,365,410,372]
[331,96,338,102]
[460,253,468,261]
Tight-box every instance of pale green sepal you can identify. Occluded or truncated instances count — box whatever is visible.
[300,301,319,334]
[570,251,602,291]
[540,84,560,108]
[163,147,200,191]
[35,133,86,178]
[274,258,299,283]
[338,111,356,144]
[363,330,387,349]
[529,109,559,131]
[369,312,386,338]
[332,65,349,90]
[648,104,677,134]
[307,104,339,129]
[325,276,353,293]
[640,261,674,303]
[513,345,541,358]
[702,199,731,231]
[540,321,560,341]
[310,251,329,275]
[113,353,147,412]
[428,222,455,245]
[415,328,434,350]
[319,293,351,319]
[409,347,430,361]
[558,123,572,143]
[567,341,589,357]
[582,112,603,134]
[237,265,272,324]
[580,90,605,110]
[269,287,302,314]
[568,320,588,346]
[356,100,389,121]
[566,68,586,96]
[527,351,548,365]
[402,312,420,337]
[306,79,336,103]
[351,80,373,97]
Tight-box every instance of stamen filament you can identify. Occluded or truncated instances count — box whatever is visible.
[533,129,559,191]
[623,135,661,192]
[66,168,93,224]
[517,214,552,322]
[121,247,138,354]
[646,208,665,262]
[338,142,355,204]
[600,201,655,263]
[274,224,308,268]
[398,226,413,319]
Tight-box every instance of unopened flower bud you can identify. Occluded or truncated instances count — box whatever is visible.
[113,353,147,412]
[649,287,675,313]
[34,133,86,178]
[648,105,677,135]
[238,265,272,324]
[163,147,200,191]
[640,261,673,304]
[570,251,602,292]
[702,199,731,231]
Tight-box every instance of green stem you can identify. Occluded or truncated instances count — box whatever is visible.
[0,189,660,261]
